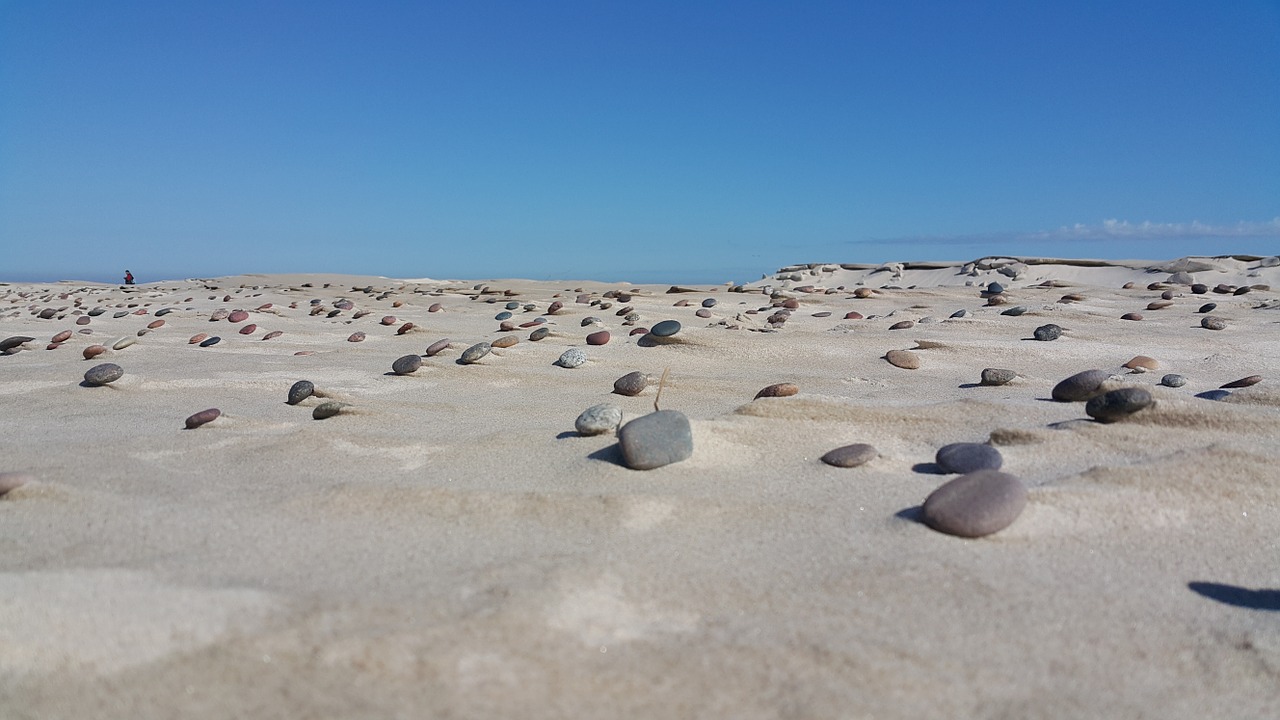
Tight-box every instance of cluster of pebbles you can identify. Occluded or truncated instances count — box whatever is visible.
[2,261,1273,541]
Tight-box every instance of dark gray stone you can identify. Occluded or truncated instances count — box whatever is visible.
[287,380,314,405]
[613,371,649,396]
[1160,374,1187,388]
[617,410,693,470]
[921,470,1027,538]
[1052,369,1111,402]
[0,336,34,352]
[980,368,1017,386]
[935,443,1003,474]
[312,401,349,419]
[1001,306,1027,316]
[949,309,969,318]
[1085,387,1154,422]
[83,363,124,386]
[701,298,717,308]
[1033,324,1062,341]
[392,354,423,375]
[1197,303,1216,313]
[199,336,221,347]
[529,327,550,341]
[1201,316,1227,330]
[820,443,878,468]
[495,311,512,321]
[650,320,682,337]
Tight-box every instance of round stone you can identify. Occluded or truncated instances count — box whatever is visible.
[492,336,518,349]
[287,380,314,405]
[613,371,649,396]
[312,401,349,420]
[1221,375,1261,389]
[650,320,682,337]
[884,349,920,369]
[1033,324,1061,341]
[1052,369,1111,402]
[820,443,878,468]
[227,310,249,323]
[586,330,610,345]
[529,327,550,341]
[701,298,717,308]
[83,363,124,386]
[459,342,491,364]
[1160,374,1187,388]
[1085,387,1154,422]
[1201,316,1227,330]
[1191,284,1209,294]
[617,410,693,470]
[392,354,423,375]
[380,316,397,325]
[922,470,1027,538]
[695,308,712,318]
[980,368,1016,386]
[575,403,624,436]
[425,338,451,356]
[185,408,220,429]
[935,443,1003,474]
[556,348,587,368]
[754,382,799,399]
[75,316,91,325]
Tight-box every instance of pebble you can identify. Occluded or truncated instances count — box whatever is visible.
[312,401,349,420]
[188,333,208,344]
[0,336,33,353]
[695,308,712,318]
[613,371,649,396]
[980,368,1017,386]
[380,316,397,325]
[495,311,512,321]
[854,288,874,298]
[397,323,415,335]
[1146,300,1173,310]
[935,443,1003,474]
[262,330,283,340]
[586,330,610,345]
[1052,369,1112,402]
[1122,355,1159,371]
[949,309,968,318]
[820,443,878,468]
[1085,387,1154,422]
[845,311,865,320]
[575,403,623,435]
[1201,316,1226,330]
[650,320,681,337]
[227,310,249,323]
[889,320,914,330]
[392,354,423,375]
[1161,374,1187,388]
[547,301,563,314]
[0,472,33,496]
[1197,303,1216,313]
[1221,375,1261,389]
[754,382,799,399]
[1033,324,1061,341]
[113,311,129,318]
[1191,283,1208,294]
[425,338,451,356]
[921,470,1027,538]
[147,319,165,329]
[185,408,220,429]
[617,410,693,470]
[210,309,229,321]
[112,336,136,350]
[459,342,491,364]
[556,348,587,368]
[199,336,221,347]
[1000,306,1027,316]
[529,327,550,341]
[239,324,257,335]
[1120,313,1144,321]
[984,282,1005,295]
[701,298,717,308]
[80,344,107,360]
[492,336,518,348]
[51,330,72,344]
[1196,389,1232,401]
[83,363,124,386]
[630,327,649,335]
[348,332,366,342]
[75,316,92,325]
[884,349,921,369]
[287,380,314,405]
[88,308,105,316]
[38,308,57,319]
[429,303,443,312]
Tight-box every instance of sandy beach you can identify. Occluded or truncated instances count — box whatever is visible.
[1,255,1278,718]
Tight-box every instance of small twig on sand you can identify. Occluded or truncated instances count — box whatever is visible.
[654,367,670,412]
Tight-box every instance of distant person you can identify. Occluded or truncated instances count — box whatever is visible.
[124,270,135,285]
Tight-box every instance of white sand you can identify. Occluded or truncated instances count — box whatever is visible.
[1,255,1277,718]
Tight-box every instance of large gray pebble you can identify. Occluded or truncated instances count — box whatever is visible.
[921,470,1027,538]
[617,410,693,470]
[613,371,649,396]
[392,354,423,375]
[84,363,124,386]
[1085,387,1154,422]
[980,368,1016,386]
[287,380,314,405]
[935,443,1003,474]
[820,443,878,468]
[1051,369,1111,402]
[459,342,491,364]
[575,404,623,435]
[557,348,587,368]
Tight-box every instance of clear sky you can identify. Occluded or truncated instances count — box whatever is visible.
[2,1,1277,284]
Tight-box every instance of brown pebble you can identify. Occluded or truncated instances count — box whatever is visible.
[1121,312,1143,321]
[844,311,863,320]
[392,300,403,308]
[239,324,257,335]
[586,330,611,345]
[76,316,91,325]
[262,330,283,340]
[397,322,415,335]
[294,351,315,356]
[820,443,878,468]
[853,288,874,298]
[429,303,443,312]
[51,330,72,344]
[227,310,249,323]
[492,336,518,348]
[1146,300,1173,310]
[83,344,107,360]
[348,332,366,342]
[889,320,914,330]
[884,349,920,369]
[754,383,799,399]
[1123,355,1159,371]
[1221,375,1262,389]
[188,333,208,344]
[630,327,648,335]
[147,319,165,329]
[185,408,221,429]
[46,343,61,350]
[380,316,397,325]
[425,338,451,356]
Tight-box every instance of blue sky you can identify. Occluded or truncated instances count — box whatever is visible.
[2,1,1277,284]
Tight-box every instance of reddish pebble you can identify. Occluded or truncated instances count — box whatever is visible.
[1121,313,1143,321]
[76,316,91,325]
[262,330,283,340]
[381,316,397,325]
[348,332,365,342]
[586,330,610,345]
[189,333,208,344]
[133,309,147,315]
[256,303,273,310]
[425,338,450,356]
[519,320,542,329]
[547,301,563,314]
[294,351,316,356]
[695,308,712,318]
[429,303,443,312]
[755,383,799,399]
[51,330,72,343]
[228,310,249,323]
[1222,375,1262,389]
[397,322,415,335]
[499,321,516,331]
[630,327,649,335]
[239,324,257,335]
[889,320,915,330]
[392,300,404,308]
[83,344,107,360]
[782,299,800,309]
[844,311,863,320]
[147,319,165,329]
[185,408,221,429]
[492,336,518,348]
[46,343,61,350]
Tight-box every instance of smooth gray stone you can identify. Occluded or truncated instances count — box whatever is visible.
[1001,306,1027,316]
[581,316,602,327]
[199,336,221,347]
[1052,369,1111,402]
[529,327,550,341]
[113,311,130,318]
[392,354,423,375]
[1161,374,1187,388]
[820,443,878,468]
[575,403,623,436]
[504,301,520,310]
[921,470,1027,538]
[701,298,717,308]
[87,308,106,316]
[980,368,1016,386]
[617,410,693,470]
[312,401,349,419]
[495,311,512,321]
[935,443,1003,474]
[1197,303,1216,313]
[459,342,492,364]
[1085,387,1154,422]
[650,320,682,337]
[38,308,56,319]
[1033,324,1061,341]
[83,363,124,386]
[287,380,314,405]
[556,348,587,368]
[0,336,34,352]
[613,371,649,396]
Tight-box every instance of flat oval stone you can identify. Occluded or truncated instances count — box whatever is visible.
[921,470,1027,538]
[1201,316,1226,330]
[1121,312,1144,321]
[754,382,799,399]
[980,368,1016,386]
[428,303,443,312]
[147,319,165,329]
[495,311,512,321]
[312,401,349,419]
[155,308,173,316]
[50,330,72,344]
[650,320,681,337]
[701,298,717,308]
[347,332,366,342]
[238,323,257,335]
[1033,324,1061,341]
[396,322,415,335]
[185,408,220,429]
[1197,303,1217,313]
[1161,374,1187,388]
[948,309,967,318]
[87,308,106,316]
[425,338,451,356]
[1146,300,1173,310]
[1085,387,1154,422]
[38,308,57,319]
[613,371,649,396]
[392,354,423,375]
[820,443,878,468]
[1222,375,1261,389]
[188,333,208,344]
[1,336,34,352]
[111,336,136,351]
[227,310,249,323]
[1123,355,1158,370]
[491,335,518,348]
[529,327,550,341]
[586,330,610,345]
[113,311,130,318]
[575,403,623,435]
[82,344,107,359]
[617,410,693,470]
[557,348,587,368]
[75,316,92,326]
[84,363,124,386]
[199,336,221,347]
[1052,369,1111,402]
[262,330,283,340]
[884,349,920,369]
[695,308,712,318]
[287,380,314,405]
[459,342,491,364]
[935,443,1003,474]
[380,315,397,325]
[630,327,649,335]
[1000,306,1027,316]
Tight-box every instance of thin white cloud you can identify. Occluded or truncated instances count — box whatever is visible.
[854,218,1280,246]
